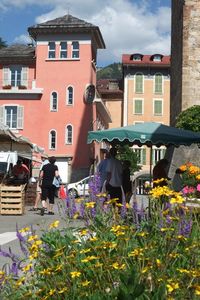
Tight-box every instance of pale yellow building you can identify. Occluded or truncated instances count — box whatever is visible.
[122,53,170,171]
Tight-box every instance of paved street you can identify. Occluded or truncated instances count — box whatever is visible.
[0,198,83,270]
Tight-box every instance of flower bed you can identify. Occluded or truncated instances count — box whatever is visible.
[0,174,199,299]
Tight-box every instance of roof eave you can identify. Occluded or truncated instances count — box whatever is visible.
[28,26,105,49]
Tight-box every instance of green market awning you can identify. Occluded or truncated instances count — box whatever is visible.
[87,122,200,147]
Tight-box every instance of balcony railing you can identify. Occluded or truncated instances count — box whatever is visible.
[0,80,43,94]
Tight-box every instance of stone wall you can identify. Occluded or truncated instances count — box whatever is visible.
[182,1,200,110]
[171,0,200,126]
[170,1,200,177]
[170,0,184,126]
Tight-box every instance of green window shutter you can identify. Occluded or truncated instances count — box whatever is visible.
[3,67,10,86]
[17,106,24,129]
[21,67,28,87]
[0,106,4,124]
[142,148,146,165]
[135,100,142,114]
[155,74,162,94]
[135,74,143,93]
[154,100,162,115]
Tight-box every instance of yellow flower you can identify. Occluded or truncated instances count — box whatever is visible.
[49,220,60,229]
[194,285,200,295]
[40,268,52,275]
[49,289,56,296]
[55,265,63,272]
[19,227,30,233]
[105,198,119,204]
[96,193,107,197]
[28,235,38,242]
[15,276,25,287]
[156,259,161,267]
[102,241,117,249]
[150,186,174,198]
[22,263,32,272]
[177,235,187,241]
[116,203,122,207]
[89,236,98,242]
[169,253,179,258]
[160,227,174,232]
[112,262,126,270]
[81,280,91,286]
[80,248,91,254]
[0,271,5,277]
[70,271,81,278]
[166,282,179,293]
[95,262,103,267]
[85,202,96,208]
[170,194,185,204]
[58,287,68,294]
[73,212,80,219]
[137,231,149,237]
[141,267,149,273]
[79,229,89,236]
[75,197,84,203]
[177,268,189,273]
[128,248,144,257]
[81,255,99,263]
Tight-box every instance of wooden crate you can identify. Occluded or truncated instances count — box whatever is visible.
[0,184,26,215]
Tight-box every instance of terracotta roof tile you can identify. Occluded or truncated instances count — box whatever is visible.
[122,53,170,66]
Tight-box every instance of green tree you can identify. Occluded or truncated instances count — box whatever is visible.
[176,105,200,132]
[116,145,141,174]
[97,63,122,79]
[0,37,7,49]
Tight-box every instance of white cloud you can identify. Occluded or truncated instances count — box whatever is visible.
[1,0,171,66]
[14,34,32,44]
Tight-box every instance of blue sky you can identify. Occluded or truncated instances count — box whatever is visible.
[0,0,171,66]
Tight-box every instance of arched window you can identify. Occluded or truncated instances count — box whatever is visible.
[65,125,73,144]
[154,73,163,94]
[50,92,58,111]
[49,130,57,149]
[67,86,74,105]
[135,73,144,93]
[72,41,79,58]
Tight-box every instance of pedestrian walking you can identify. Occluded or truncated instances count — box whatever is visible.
[106,147,123,205]
[39,156,59,215]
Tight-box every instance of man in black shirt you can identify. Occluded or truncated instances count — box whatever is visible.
[39,156,59,215]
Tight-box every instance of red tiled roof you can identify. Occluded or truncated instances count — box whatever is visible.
[122,54,170,66]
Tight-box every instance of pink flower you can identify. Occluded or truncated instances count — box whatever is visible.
[196,184,200,192]
[182,186,195,195]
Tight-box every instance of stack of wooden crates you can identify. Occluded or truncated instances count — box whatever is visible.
[0,184,26,215]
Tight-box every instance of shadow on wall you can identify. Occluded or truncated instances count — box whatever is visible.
[70,100,94,182]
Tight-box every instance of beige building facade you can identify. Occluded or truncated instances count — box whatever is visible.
[122,53,170,170]
[97,79,123,129]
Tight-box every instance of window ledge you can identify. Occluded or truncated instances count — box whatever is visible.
[46,58,80,61]
[0,88,43,94]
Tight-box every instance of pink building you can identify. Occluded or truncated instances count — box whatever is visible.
[0,15,110,182]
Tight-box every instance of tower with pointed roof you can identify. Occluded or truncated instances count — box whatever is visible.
[0,14,108,182]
